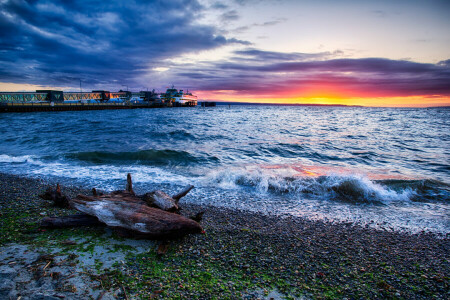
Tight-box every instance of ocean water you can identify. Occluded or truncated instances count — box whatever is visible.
[0,106,448,234]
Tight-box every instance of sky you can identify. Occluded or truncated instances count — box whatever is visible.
[0,0,449,107]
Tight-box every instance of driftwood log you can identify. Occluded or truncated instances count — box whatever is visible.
[41,214,103,228]
[39,183,71,208]
[71,192,202,239]
[39,174,204,239]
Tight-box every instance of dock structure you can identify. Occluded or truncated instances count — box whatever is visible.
[0,90,126,103]
[0,92,49,103]
[0,90,177,113]
[0,102,164,113]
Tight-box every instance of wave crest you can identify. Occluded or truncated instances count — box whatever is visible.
[0,154,37,164]
[204,166,444,203]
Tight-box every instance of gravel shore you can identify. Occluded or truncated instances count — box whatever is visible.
[0,173,448,299]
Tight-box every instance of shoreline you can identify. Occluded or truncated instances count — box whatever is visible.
[0,172,448,299]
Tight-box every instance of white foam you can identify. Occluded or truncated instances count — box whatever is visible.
[0,154,191,190]
[0,154,36,163]
[204,165,415,203]
[322,174,414,202]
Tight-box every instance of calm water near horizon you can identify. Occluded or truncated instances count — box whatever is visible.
[0,106,448,234]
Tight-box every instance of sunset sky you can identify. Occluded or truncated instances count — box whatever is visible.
[1,0,449,107]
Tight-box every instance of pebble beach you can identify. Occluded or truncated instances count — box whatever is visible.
[0,172,448,299]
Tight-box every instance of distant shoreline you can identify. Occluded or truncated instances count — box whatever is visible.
[200,101,450,108]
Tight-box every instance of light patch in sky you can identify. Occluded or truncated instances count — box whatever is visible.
[153,67,169,72]
[0,82,71,92]
[204,0,450,63]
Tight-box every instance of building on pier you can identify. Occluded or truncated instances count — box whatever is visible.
[0,88,198,111]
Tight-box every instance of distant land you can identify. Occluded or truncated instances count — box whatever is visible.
[206,101,362,107]
[202,101,449,108]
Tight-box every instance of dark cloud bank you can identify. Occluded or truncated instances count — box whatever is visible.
[171,49,450,98]
[0,0,449,98]
[0,0,245,88]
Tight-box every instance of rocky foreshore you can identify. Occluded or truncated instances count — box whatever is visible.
[0,173,448,299]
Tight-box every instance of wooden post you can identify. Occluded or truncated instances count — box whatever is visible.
[126,173,134,195]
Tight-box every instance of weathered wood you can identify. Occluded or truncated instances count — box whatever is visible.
[142,190,178,212]
[172,185,194,203]
[70,195,203,239]
[42,174,205,239]
[126,173,134,195]
[39,184,71,208]
[40,214,103,228]
[78,191,144,204]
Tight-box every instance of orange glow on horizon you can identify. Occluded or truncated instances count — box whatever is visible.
[196,90,450,108]
[1,81,448,107]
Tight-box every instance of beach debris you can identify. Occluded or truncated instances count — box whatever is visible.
[70,194,202,239]
[121,284,129,300]
[126,173,134,195]
[142,190,179,212]
[40,214,103,228]
[142,184,194,212]
[39,173,203,239]
[39,183,71,208]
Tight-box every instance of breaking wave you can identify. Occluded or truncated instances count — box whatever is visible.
[205,166,449,204]
[0,154,37,164]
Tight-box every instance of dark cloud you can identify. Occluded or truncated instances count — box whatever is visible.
[0,0,245,89]
[167,50,450,98]
[220,10,240,23]
[260,18,286,26]
[370,10,388,18]
[233,0,272,6]
[231,18,286,33]
[210,2,228,10]
[217,57,447,75]
[233,48,342,62]
[437,59,450,67]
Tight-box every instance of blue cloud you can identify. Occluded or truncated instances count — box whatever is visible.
[0,0,245,88]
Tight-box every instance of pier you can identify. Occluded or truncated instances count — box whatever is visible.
[0,102,164,113]
[0,89,196,113]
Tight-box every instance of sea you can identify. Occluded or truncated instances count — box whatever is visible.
[0,106,448,235]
